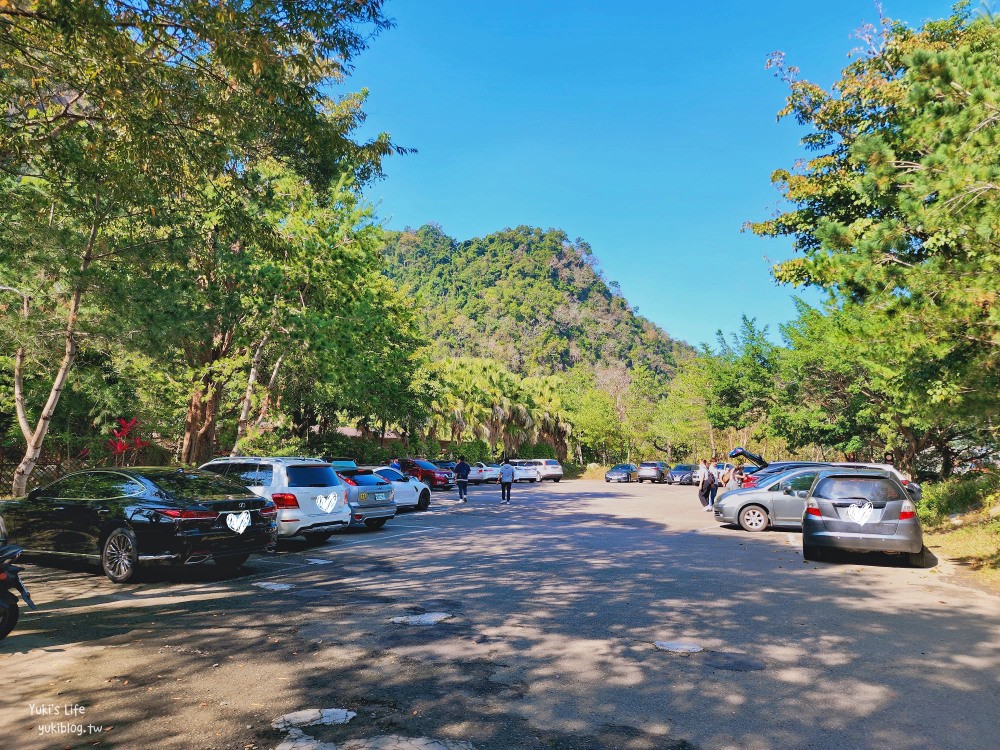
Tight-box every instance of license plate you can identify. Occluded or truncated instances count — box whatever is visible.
[375,493,387,502]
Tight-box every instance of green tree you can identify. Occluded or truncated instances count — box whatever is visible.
[1,1,403,492]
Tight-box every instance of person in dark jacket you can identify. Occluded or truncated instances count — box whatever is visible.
[455,455,471,502]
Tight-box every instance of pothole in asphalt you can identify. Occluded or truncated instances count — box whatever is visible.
[700,651,766,671]
[273,708,356,750]
[391,613,454,625]
[254,581,294,591]
[654,641,703,654]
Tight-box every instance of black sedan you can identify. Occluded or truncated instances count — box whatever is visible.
[605,464,639,483]
[0,468,277,583]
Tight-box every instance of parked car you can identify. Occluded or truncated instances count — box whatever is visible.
[528,458,564,482]
[714,466,830,532]
[336,468,397,530]
[372,466,431,511]
[0,468,277,582]
[665,464,697,485]
[200,457,350,543]
[638,461,669,483]
[468,462,500,484]
[727,448,922,500]
[605,464,638,483]
[801,471,925,566]
[399,458,456,490]
[509,460,541,482]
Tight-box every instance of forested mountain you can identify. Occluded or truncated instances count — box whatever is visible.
[380,225,692,378]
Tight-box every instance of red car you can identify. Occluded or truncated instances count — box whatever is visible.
[398,458,456,490]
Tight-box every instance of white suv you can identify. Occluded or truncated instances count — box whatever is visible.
[532,459,564,482]
[200,457,350,542]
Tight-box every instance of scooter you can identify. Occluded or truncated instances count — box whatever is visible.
[0,544,36,642]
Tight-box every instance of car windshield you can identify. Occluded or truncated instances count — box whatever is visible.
[545,460,559,466]
[611,465,630,471]
[286,465,341,488]
[144,469,255,502]
[413,460,438,470]
[673,465,694,471]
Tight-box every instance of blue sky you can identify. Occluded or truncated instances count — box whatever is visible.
[350,0,955,347]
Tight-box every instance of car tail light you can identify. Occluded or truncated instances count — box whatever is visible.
[742,476,759,488]
[260,500,278,518]
[805,499,822,518]
[271,493,299,509]
[339,474,357,486]
[156,508,219,520]
[901,479,910,485]
[899,499,916,520]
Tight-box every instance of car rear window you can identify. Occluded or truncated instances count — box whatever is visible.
[640,462,659,468]
[545,460,559,466]
[286,465,341,488]
[814,476,903,501]
[342,472,390,487]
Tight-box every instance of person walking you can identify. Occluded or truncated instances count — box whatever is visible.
[499,458,514,504]
[697,458,715,511]
[455,455,471,502]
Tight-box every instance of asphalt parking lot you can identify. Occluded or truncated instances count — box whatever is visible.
[2,480,999,750]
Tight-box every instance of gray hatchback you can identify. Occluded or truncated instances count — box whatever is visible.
[801,471,924,566]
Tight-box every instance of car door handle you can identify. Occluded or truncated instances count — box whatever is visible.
[97,508,110,514]
[51,506,65,511]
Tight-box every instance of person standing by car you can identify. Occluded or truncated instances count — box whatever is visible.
[697,459,715,511]
[455,455,471,502]
[709,456,724,507]
[499,459,515,504]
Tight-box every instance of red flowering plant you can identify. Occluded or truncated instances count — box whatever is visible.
[106,418,151,466]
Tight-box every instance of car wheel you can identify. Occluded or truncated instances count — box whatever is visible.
[907,548,926,568]
[417,491,431,511]
[215,553,251,570]
[738,505,769,533]
[605,479,610,483]
[638,478,644,483]
[0,592,19,641]
[803,544,824,562]
[303,532,334,545]
[364,518,388,531]
[552,478,560,483]
[101,527,139,583]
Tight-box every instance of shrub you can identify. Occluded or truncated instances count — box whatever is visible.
[918,470,1000,526]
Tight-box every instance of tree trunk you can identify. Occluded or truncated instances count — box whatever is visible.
[232,335,269,456]
[12,221,97,496]
[255,354,283,427]
[180,372,223,466]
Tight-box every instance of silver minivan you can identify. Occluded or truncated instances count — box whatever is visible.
[801,471,924,566]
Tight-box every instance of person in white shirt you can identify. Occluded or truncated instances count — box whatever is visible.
[499,459,515,504]
[697,459,715,511]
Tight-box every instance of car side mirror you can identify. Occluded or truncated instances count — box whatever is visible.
[796,490,809,499]
[780,482,792,495]
[26,487,41,501]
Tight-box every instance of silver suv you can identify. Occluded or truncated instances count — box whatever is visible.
[200,457,350,543]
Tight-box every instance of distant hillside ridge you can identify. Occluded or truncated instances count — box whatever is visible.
[380,224,692,378]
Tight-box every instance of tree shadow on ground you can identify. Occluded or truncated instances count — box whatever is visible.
[1,483,996,750]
